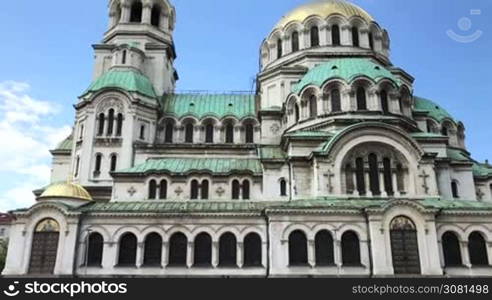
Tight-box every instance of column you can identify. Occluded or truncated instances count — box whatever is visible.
[487,241,492,266]
[261,242,267,268]
[379,171,387,197]
[325,25,332,45]
[341,25,351,46]
[212,241,219,268]
[460,241,471,268]
[352,171,359,196]
[319,25,328,46]
[359,28,370,48]
[334,239,342,269]
[121,3,131,23]
[160,12,169,31]
[392,172,400,197]
[365,171,372,197]
[142,3,152,24]
[161,242,168,267]
[136,242,144,267]
[308,240,315,267]
[186,242,194,268]
[237,242,244,268]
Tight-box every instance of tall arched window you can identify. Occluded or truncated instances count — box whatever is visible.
[159,180,167,200]
[315,230,334,266]
[244,233,262,267]
[140,124,146,140]
[442,232,462,266]
[331,89,341,112]
[143,233,162,266]
[74,156,80,178]
[345,163,355,194]
[232,180,241,200]
[110,154,117,172]
[185,123,194,143]
[190,180,199,200]
[355,157,365,195]
[130,1,143,23]
[245,124,254,144]
[451,181,459,198]
[201,180,209,200]
[280,179,287,196]
[369,32,374,50]
[118,233,137,266]
[310,26,319,47]
[94,154,102,174]
[468,232,489,266]
[341,231,361,266]
[225,123,234,144]
[396,163,405,193]
[194,233,212,266]
[441,126,449,136]
[295,104,300,122]
[288,230,308,266]
[219,233,237,267]
[151,5,161,27]
[97,113,105,136]
[291,31,299,52]
[380,90,389,114]
[86,232,103,267]
[107,109,115,136]
[309,95,317,118]
[331,25,341,46]
[383,157,393,196]
[356,87,367,110]
[148,180,157,200]
[242,180,250,200]
[164,122,173,143]
[122,50,127,64]
[116,113,123,136]
[368,153,380,195]
[168,233,187,266]
[352,27,360,47]
[205,124,214,143]
[277,38,283,58]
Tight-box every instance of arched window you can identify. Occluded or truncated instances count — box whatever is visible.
[140,124,146,140]
[143,233,162,266]
[232,180,241,200]
[148,180,157,200]
[185,123,194,143]
[280,179,287,196]
[118,233,137,266]
[122,50,127,65]
[74,156,80,178]
[468,232,489,266]
[151,5,161,27]
[245,124,254,144]
[219,233,237,267]
[380,90,389,114]
[190,180,199,200]
[244,233,262,267]
[442,232,462,266]
[345,163,355,194]
[369,32,375,50]
[164,122,173,143]
[94,154,102,174]
[97,113,105,136]
[310,26,319,47]
[86,232,103,267]
[194,233,212,266]
[331,25,341,46]
[441,125,449,136]
[356,87,367,110]
[205,124,214,143]
[242,180,250,200]
[368,153,380,196]
[277,38,283,58]
[315,230,334,266]
[107,109,115,136]
[309,95,317,118]
[168,233,187,266]
[201,180,209,200]
[110,154,117,172]
[331,89,341,112]
[225,123,234,144]
[291,31,299,52]
[130,1,143,23]
[288,230,308,266]
[341,231,361,266]
[159,180,167,200]
[451,181,459,198]
[116,113,123,136]
[295,104,300,122]
[352,27,360,47]
[355,157,365,195]
[383,157,393,196]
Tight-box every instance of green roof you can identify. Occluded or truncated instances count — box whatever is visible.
[52,134,73,152]
[259,146,286,160]
[292,58,400,94]
[118,158,263,175]
[446,148,470,162]
[161,93,256,120]
[83,70,157,98]
[473,163,492,177]
[413,96,455,123]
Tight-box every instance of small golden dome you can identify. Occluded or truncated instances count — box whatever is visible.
[275,0,374,30]
[39,182,93,202]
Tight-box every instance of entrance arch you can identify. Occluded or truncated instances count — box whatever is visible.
[28,218,60,275]
[390,216,421,275]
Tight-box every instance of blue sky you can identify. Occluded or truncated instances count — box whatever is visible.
[0,0,490,211]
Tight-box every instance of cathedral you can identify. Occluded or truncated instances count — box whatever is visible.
[3,0,492,277]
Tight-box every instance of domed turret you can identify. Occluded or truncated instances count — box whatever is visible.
[38,182,93,205]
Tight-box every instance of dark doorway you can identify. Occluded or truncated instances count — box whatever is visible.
[390,216,421,274]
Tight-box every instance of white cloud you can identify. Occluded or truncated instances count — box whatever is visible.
[0,81,72,212]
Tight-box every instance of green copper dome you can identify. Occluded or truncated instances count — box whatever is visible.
[413,96,455,123]
[82,70,157,98]
[292,58,400,94]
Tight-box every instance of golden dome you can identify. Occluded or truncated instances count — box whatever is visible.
[275,0,374,30]
[39,182,93,202]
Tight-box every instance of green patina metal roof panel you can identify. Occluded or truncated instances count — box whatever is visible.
[83,70,157,98]
[259,146,286,160]
[119,158,263,175]
[161,94,256,119]
[473,163,492,177]
[292,58,400,94]
[413,96,455,123]
[446,148,471,162]
[53,134,73,151]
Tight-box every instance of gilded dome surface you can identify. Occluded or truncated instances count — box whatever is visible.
[275,0,374,30]
[40,182,93,202]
